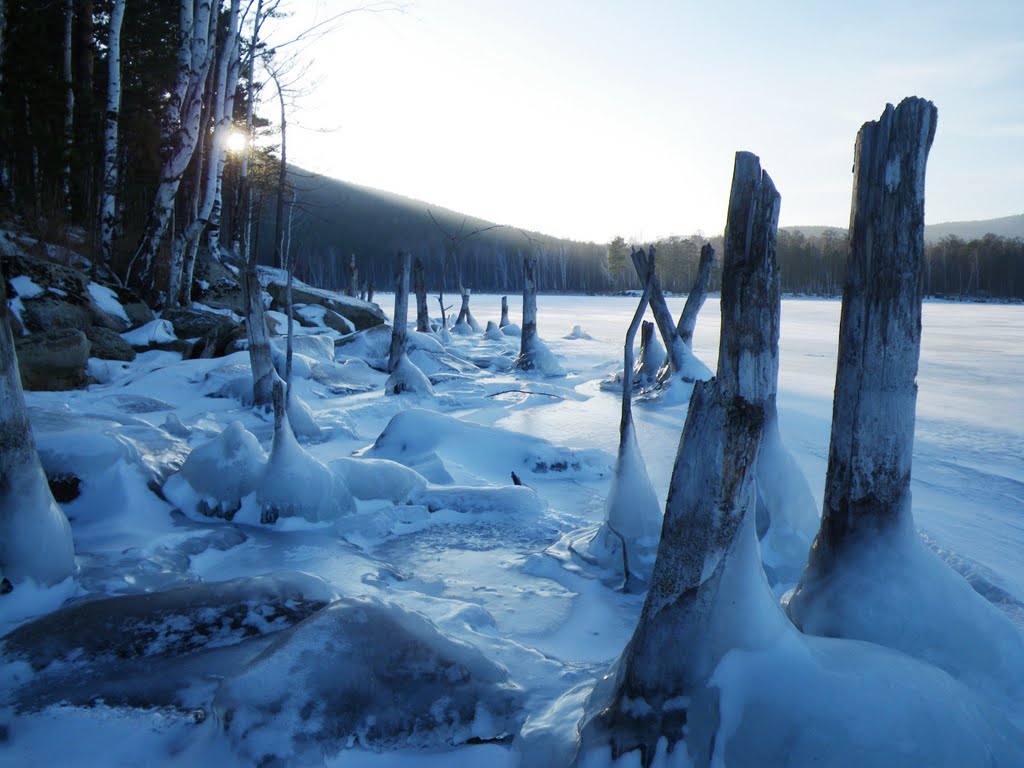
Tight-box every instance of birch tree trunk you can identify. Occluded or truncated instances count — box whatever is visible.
[388,252,411,373]
[516,252,539,370]
[413,256,430,332]
[231,0,262,258]
[789,97,937,617]
[127,0,216,301]
[577,152,782,764]
[98,0,125,275]
[0,279,76,585]
[171,0,242,305]
[675,243,715,346]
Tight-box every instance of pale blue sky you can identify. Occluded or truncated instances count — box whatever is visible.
[271,0,1024,243]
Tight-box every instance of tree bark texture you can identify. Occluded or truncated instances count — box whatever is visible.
[388,252,411,373]
[792,97,937,593]
[98,0,125,274]
[413,256,430,333]
[675,243,715,346]
[500,295,510,328]
[517,252,539,370]
[578,152,782,764]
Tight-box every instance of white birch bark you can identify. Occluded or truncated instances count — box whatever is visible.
[0,279,75,585]
[98,0,126,273]
[127,0,216,300]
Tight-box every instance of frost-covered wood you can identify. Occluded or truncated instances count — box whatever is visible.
[516,252,539,370]
[0,278,75,584]
[676,243,715,346]
[388,252,411,373]
[577,151,781,764]
[633,320,661,386]
[453,288,479,333]
[789,97,938,615]
[243,257,278,407]
[500,295,510,327]
[630,246,687,376]
[97,0,125,274]
[413,256,430,332]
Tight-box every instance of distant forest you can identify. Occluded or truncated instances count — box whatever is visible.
[268,172,1024,300]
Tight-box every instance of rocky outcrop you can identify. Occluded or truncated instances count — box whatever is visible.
[266,281,385,332]
[191,254,245,315]
[161,307,243,359]
[15,328,91,390]
[85,326,136,362]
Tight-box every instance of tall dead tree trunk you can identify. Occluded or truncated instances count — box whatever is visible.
[241,187,279,407]
[61,0,74,217]
[675,243,715,346]
[346,254,358,297]
[97,0,125,276]
[516,252,539,370]
[388,252,410,373]
[789,97,938,619]
[0,279,76,585]
[499,295,510,328]
[630,247,688,376]
[413,256,430,333]
[577,151,782,765]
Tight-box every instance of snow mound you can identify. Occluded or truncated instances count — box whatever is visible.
[787,522,1024,711]
[518,336,565,377]
[329,457,428,502]
[121,319,176,347]
[213,596,524,762]
[385,352,436,396]
[408,330,445,354]
[335,325,390,365]
[564,324,593,340]
[163,421,266,520]
[256,415,355,524]
[362,408,611,485]
[501,323,521,337]
[484,321,505,341]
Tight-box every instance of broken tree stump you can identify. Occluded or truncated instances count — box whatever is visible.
[630,246,688,376]
[499,296,510,328]
[576,151,782,766]
[413,256,430,333]
[789,96,938,616]
[387,252,411,374]
[346,254,358,298]
[516,252,539,370]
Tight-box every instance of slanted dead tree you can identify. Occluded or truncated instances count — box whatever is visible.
[0,278,76,585]
[499,296,510,328]
[413,256,430,332]
[630,246,688,377]
[675,243,715,346]
[516,251,539,370]
[577,151,782,765]
[788,97,938,622]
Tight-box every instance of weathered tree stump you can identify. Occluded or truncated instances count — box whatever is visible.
[630,247,688,377]
[242,256,278,407]
[0,278,76,585]
[413,256,430,333]
[499,296,510,328]
[789,97,938,618]
[453,288,480,333]
[577,151,782,766]
[633,320,662,386]
[516,252,539,370]
[387,252,411,374]
[676,243,715,346]
[345,254,358,298]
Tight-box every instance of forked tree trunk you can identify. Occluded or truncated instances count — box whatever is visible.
[789,97,937,615]
[675,243,715,346]
[499,295,510,327]
[413,256,430,332]
[454,288,478,331]
[578,151,782,765]
[517,252,539,370]
[630,247,688,375]
[97,0,125,274]
[0,279,75,585]
[388,252,410,373]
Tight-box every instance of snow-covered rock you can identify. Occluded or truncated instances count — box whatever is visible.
[213,596,524,762]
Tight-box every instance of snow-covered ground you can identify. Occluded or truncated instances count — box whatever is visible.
[2,293,1022,766]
